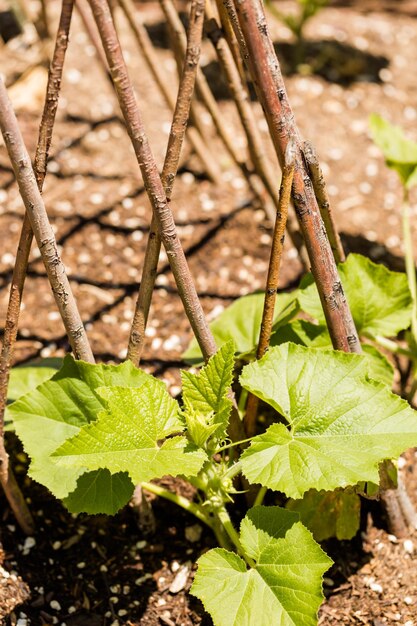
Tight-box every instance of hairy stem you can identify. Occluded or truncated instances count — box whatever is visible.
[245,140,296,437]
[127,0,205,365]
[141,481,214,529]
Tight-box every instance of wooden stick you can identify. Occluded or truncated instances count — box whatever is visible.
[117,0,221,184]
[244,139,296,437]
[160,0,248,175]
[303,140,345,264]
[205,10,307,267]
[127,0,205,365]
[231,0,360,354]
[0,0,77,535]
[87,0,216,361]
[0,93,93,364]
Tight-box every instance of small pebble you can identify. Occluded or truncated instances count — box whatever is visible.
[369,582,383,593]
[403,539,414,554]
[50,600,61,611]
[185,524,203,543]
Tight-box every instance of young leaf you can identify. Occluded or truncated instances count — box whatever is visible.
[299,254,412,339]
[9,356,152,498]
[5,357,63,430]
[53,383,207,483]
[286,490,361,541]
[191,506,332,626]
[240,343,417,498]
[63,469,134,515]
[183,292,299,364]
[181,342,235,444]
[369,113,417,188]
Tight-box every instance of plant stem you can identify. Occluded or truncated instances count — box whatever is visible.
[215,437,253,454]
[141,481,214,529]
[216,505,255,567]
[237,387,248,417]
[402,191,417,404]
[127,0,205,365]
[222,460,243,481]
[231,0,361,355]
[303,140,345,264]
[253,486,267,507]
[374,335,416,360]
[245,139,296,437]
[117,0,221,183]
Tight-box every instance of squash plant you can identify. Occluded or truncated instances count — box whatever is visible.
[7,254,417,625]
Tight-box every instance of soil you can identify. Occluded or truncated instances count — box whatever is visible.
[1,0,417,624]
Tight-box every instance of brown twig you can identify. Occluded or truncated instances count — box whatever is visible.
[214,0,248,89]
[231,0,360,354]
[0,92,93,363]
[127,0,205,365]
[75,0,113,83]
[117,0,221,184]
[160,0,247,175]
[87,0,216,360]
[244,139,296,437]
[205,9,307,267]
[0,0,78,535]
[303,140,345,264]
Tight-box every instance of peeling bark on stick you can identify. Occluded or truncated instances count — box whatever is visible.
[303,140,345,264]
[232,0,360,355]
[127,0,205,365]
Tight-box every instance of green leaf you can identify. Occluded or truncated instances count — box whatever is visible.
[183,292,299,364]
[369,114,417,187]
[191,506,332,626]
[286,490,361,541]
[271,319,330,348]
[299,254,413,339]
[53,383,207,483]
[362,344,394,387]
[9,356,151,498]
[240,343,417,498]
[181,342,235,445]
[63,469,134,515]
[5,358,63,430]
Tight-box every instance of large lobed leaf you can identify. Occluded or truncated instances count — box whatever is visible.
[53,383,207,483]
[191,506,332,626]
[240,343,417,498]
[272,319,394,387]
[4,358,63,430]
[9,356,152,503]
[299,254,412,339]
[183,291,299,364]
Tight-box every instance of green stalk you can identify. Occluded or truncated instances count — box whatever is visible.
[141,482,214,529]
[403,191,417,343]
[253,486,267,507]
[403,190,417,403]
[215,437,253,454]
[374,335,416,360]
[216,505,255,567]
[222,460,243,481]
